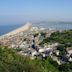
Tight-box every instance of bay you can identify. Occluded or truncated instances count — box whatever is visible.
[0,23,72,36]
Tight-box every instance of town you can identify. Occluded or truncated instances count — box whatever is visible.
[0,23,72,66]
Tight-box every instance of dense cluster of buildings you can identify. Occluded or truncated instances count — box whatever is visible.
[0,23,72,64]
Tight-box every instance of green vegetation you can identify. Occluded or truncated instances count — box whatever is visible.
[48,57,72,72]
[39,30,72,72]
[58,63,72,72]
[0,45,59,72]
[40,32,47,37]
[39,30,72,46]
[49,30,72,44]
[1,45,71,72]
[0,30,72,72]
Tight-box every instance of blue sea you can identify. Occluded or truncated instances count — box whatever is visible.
[0,23,72,36]
[0,24,23,36]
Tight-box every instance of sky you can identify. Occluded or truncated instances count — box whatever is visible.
[0,0,72,24]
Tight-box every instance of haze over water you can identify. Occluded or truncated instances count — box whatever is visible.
[0,1,72,36]
[0,23,72,36]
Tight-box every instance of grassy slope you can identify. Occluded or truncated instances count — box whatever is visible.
[0,45,59,72]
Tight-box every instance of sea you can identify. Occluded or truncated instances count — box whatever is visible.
[0,23,72,36]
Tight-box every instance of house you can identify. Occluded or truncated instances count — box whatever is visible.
[67,47,72,55]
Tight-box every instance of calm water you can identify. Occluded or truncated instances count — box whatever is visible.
[33,23,72,30]
[0,23,72,36]
[0,24,23,36]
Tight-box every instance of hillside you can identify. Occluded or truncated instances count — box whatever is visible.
[0,45,59,72]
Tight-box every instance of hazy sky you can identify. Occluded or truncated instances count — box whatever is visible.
[0,0,72,24]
